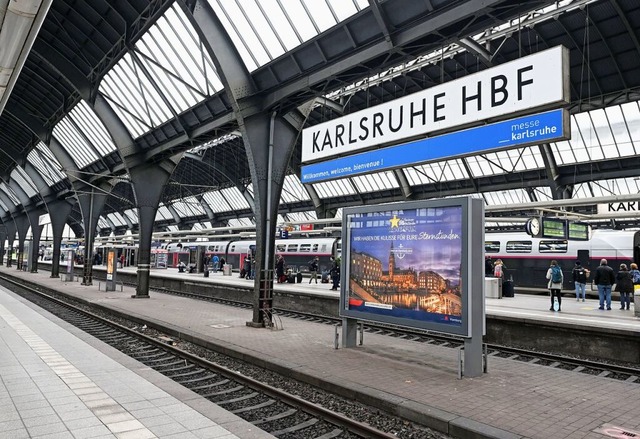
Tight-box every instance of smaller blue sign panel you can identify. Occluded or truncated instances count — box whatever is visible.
[301,109,567,183]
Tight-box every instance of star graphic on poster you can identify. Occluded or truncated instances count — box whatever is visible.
[390,215,400,228]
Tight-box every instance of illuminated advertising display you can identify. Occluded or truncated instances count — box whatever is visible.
[341,197,483,337]
[541,218,567,239]
[107,250,115,281]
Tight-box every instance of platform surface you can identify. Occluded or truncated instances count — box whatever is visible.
[4,264,640,439]
[0,281,274,439]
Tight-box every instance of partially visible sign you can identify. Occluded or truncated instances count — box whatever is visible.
[568,222,590,241]
[301,109,568,183]
[597,202,640,214]
[302,46,569,163]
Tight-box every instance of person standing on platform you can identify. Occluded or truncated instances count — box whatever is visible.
[308,257,319,284]
[329,256,340,291]
[546,260,563,312]
[630,263,640,299]
[485,256,493,276]
[594,258,615,310]
[572,261,588,302]
[615,263,633,310]
[276,255,285,283]
[212,254,219,272]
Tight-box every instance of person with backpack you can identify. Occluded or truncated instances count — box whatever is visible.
[308,257,319,284]
[615,263,634,310]
[572,261,588,302]
[546,260,563,312]
[593,258,615,310]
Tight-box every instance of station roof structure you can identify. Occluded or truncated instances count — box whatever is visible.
[1,0,640,238]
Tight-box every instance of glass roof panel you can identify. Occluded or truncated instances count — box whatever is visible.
[11,168,37,198]
[312,178,356,198]
[165,225,179,232]
[97,216,110,230]
[123,209,139,224]
[183,196,206,216]
[351,171,399,193]
[155,204,173,221]
[52,118,100,169]
[0,183,19,205]
[202,191,232,213]
[466,147,544,178]
[107,212,126,227]
[582,177,640,198]
[208,0,368,72]
[532,186,552,201]
[228,217,254,227]
[99,52,174,138]
[284,211,318,222]
[404,159,468,185]
[622,101,640,149]
[608,104,636,156]
[135,4,222,115]
[483,189,532,206]
[69,101,117,157]
[218,187,249,210]
[28,142,66,187]
[281,174,311,203]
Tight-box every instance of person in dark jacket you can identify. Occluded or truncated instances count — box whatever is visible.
[275,255,285,283]
[615,263,634,310]
[572,261,589,302]
[593,258,615,310]
[329,256,340,291]
[308,257,319,284]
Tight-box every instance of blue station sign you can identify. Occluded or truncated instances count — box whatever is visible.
[301,108,569,184]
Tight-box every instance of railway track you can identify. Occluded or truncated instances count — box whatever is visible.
[0,275,448,439]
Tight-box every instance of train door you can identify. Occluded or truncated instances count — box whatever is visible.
[577,249,590,270]
[634,232,640,264]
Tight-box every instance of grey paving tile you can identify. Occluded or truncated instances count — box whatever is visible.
[68,424,114,439]
[26,422,69,437]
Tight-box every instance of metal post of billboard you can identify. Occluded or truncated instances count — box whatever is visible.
[105,248,117,291]
[463,198,485,378]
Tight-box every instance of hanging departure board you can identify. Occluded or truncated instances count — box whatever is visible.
[568,222,590,241]
[541,217,567,239]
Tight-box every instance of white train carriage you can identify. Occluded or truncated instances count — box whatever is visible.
[485,229,640,289]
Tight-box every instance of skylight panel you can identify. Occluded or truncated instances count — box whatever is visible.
[10,168,37,198]
[351,171,399,193]
[220,187,250,210]
[280,174,311,203]
[28,143,66,187]
[313,178,356,198]
[107,212,126,227]
[183,196,206,216]
[285,211,318,222]
[100,52,174,138]
[97,216,110,230]
[0,183,19,205]
[155,204,174,221]
[483,189,532,206]
[52,118,100,169]
[202,191,233,213]
[228,217,254,227]
[123,209,139,224]
[135,4,222,114]
[404,159,468,185]
[69,101,117,157]
[208,0,367,71]
[588,177,640,197]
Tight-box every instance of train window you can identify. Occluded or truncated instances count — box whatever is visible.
[539,240,568,253]
[300,244,311,252]
[276,244,286,252]
[287,244,298,252]
[485,241,500,253]
[312,244,319,252]
[230,245,235,252]
[506,241,532,253]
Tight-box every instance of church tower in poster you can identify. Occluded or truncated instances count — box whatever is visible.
[388,242,395,278]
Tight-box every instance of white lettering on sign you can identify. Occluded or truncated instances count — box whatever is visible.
[597,202,640,214]
[302,46,569,163]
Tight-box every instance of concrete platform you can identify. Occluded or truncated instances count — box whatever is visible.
[0,282,274,439]
[3,265,640,438]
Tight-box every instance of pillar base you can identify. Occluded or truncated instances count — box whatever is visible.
[131,294,150,299]
[245,321,264,328]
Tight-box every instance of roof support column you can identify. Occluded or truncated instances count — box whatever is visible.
[26,209,44,273]
[77,186,110,285]
[242,113,298,326]
[4,220,15,268]
[129,159,178,298]
[0,226,6,266]
[47,200,74,278]
[14,215,30,271]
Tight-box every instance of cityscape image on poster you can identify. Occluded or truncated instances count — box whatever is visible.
[346,206,463,326]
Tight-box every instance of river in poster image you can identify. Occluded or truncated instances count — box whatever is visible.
[347,206,463,326]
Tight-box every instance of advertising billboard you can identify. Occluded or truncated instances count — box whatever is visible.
[340,197,483,337]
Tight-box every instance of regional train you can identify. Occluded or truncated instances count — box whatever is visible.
[485,229,640,289]
[82,228,640,290]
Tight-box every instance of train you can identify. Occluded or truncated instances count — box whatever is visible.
[485,229,640,289]
[65,228,640,290]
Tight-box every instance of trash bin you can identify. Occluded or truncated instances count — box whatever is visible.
[223,264,232,276]
[484,277,501,298]
[502,280,514,297]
